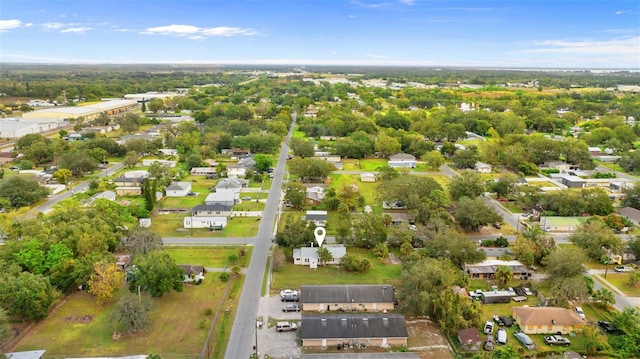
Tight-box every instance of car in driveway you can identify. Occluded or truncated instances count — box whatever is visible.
[282,303,301,312]
[523,287,533,296]
[496,328,507,345]
[499,316,513,327]
[598,320,617,333]
[615,266,634,272]
[544,334,571,346]
[275,321,298,332]
[514,332,536,350]
[281,294,299,302]
[574,306,586,320]
[483,321,495,334]
[280,289,298,298]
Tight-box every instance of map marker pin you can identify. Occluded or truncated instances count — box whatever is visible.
[314,227,326,247]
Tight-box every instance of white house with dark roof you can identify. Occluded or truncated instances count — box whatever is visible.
[475,162,492,174]
[305,210,328,226]
[192,203,233,217]
[165,182,192,197]
[388,153,416,168]
[183,216,227,229]
[300,284,396,312]
[293,245,346,268]
[301,313,408,348]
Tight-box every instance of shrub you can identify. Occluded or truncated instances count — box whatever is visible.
[495,236,509,247]
[204,308,213,315]
[228,253,239,264]
[219,272,231,282]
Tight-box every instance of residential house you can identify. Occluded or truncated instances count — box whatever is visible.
[190,167,217,177]
[305,210,328,226]
[306,186,325,205]
[158,148,178,156]
[383,212,413,226]
[293,245,346,269]
[142,159,177,168]
[115,254,132,271]
[123,170,149,179]
[216,178,249,190]
[113,176,145,187]
[165,182,192,197]
[475,162,492,174]
[618,207,640,227]
[205,191,236,207]
[561,175,586,188]
[115,186,142,196]
[89,190,117,204]
[543,161,572,171]
[301,314,408,348]
[5,350,47,359]
[457,327,483,352]
[221,148,251,156]
[360,173,376,182]
[183,216,227,229]
[382,201,406,210]
[464,259,530,280]
[388,153,417,168]
[227,165,247,178]
[512,307,585,334]
[300,285,396,312]
[192,203,233,217]
[178,265,205,283]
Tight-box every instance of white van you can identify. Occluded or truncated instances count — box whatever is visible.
[276,321,298,332]
[496,328,507,345]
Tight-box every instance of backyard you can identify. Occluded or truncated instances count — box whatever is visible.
[165,246,253,268]
[151,213,261,238]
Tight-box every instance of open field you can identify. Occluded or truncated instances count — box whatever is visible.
[165,246,253,268]
[13,275,232,356]
[598,272,640,297]
[151,213,260,238]
[271,247,402,292]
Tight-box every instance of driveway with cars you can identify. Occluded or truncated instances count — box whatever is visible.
[256,294,302,358]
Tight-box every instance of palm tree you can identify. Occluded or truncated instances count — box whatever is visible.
[495,266,513,288]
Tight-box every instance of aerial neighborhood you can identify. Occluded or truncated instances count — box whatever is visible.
[1,65,640,359]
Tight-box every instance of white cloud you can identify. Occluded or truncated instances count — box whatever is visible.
[398,0,415,5]
[61,27,91,33]
[142,24,256,38]
[526,36,640,55]
[615,10,632,15]
[0,19,23,32]
[42,22,65,30]
[24,23,33,27]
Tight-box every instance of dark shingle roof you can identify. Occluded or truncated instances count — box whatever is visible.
[193,203,233,212]
[301,314,407,340]
[300,285,395,304]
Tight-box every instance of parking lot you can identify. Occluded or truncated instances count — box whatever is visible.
[256,294,302,358]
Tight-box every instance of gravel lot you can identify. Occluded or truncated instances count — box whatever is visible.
[256,294,302,358]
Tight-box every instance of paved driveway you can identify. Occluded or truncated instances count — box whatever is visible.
[256,295,302,358]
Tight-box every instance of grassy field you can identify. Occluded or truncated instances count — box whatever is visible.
[151,213,260,238]
[270,247,402,293]
[598,272,640,296]
[165,246,253,268]
[14,275,231,356]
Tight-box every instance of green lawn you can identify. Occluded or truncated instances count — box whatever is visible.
[234,200,265,211]
[271,247,402,293]
[292,126,306,138]
[598,272,640,296]
[165,246,253,268]
[157,195,205,209]
[14,277,229,356]
[151,213,260,238]
[357,159,390,171]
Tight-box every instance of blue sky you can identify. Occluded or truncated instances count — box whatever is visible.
[1,0,639,68]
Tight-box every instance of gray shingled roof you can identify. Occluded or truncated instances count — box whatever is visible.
[193,203,233,212]
[301,314,407,340]
[300,285,396,304]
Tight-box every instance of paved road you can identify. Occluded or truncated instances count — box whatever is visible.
[224,113,295,359]
[589,270,640,311]
[33,162,125,214]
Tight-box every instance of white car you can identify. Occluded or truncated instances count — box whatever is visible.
[615,266,634,273]
[574,306,585,320]
[408,225,417,231]
[280,289,298,298]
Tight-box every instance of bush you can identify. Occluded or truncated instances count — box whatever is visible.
[340,254,371,272]
[219,272,231,282]
[481,239,496,247]
[199,319,207,329]
[495,236,509,247]
[228,253,239,264]
[204,308,213,315]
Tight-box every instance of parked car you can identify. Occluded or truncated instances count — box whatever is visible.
[492,223,502,229]
[281,294,299,302]
[408,224,417,231]
[282,303,301,312]
[544,334,571,346]
[506,287,516,296]
[514,332,536,350]
[275,321,298,332]
[615,266,634,272]
[598,320,617,333]
[514,287,525,296]
[493,315,502,324]
[574,306,586,320]
[483,321,495,334]
[512,296,528,302]
[242,196,252,200]
[187,192,197,196]
[499,316,513,327]
[523,287,533,296]
[280,289,298,298]
[496,329,507,345]
[484,335,495,351]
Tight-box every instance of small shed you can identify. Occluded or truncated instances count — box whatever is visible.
[457,327,482,352]
[480,291,512,304]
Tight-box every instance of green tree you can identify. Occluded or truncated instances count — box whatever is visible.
[253,154,274,173]
[489,173,519,199]
[451,146,480,169]
[289,137,315,158]
[582,325,612,356]
[123,151,140,168]
[275,216,315,248]
[58,150,99,177]
[288,157,334,182]
[53,168,73,185]
[0,176,50,208]
[421,229,487,267]
[185,153,204,170]
[494,266,513,288]
[0,307,11,342]
[375,165,399,182]
[317,246,333,266]
[128,227,163,255]
[453,197,502,232]
[284,182,307,208]
[374,134,402,157]
[610,308,640,358]
[449,170,486,200]
[544,246,589,307]
[110,291,155,333]
[592,288,615,308]
[88,262,125,304]
[421,150,445,170]
[128,251,184,297]
[0,271,55,320]
[570,220,624,261]
[621,185,640,210]
[349,213,388,247]
[373,242,389,259]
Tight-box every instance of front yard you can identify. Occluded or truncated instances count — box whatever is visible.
[151,213,261,238]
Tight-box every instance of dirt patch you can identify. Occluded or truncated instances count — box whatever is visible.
[406,318,452,359]
[62,315,93,323]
